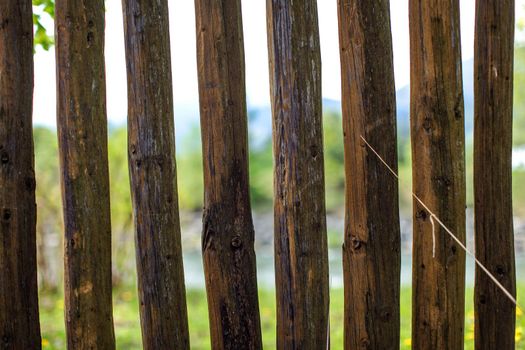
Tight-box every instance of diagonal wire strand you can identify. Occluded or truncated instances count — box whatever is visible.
[360,135,523,313]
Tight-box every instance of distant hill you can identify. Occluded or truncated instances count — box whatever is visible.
[182,47,525,149]
[246,57,476,144]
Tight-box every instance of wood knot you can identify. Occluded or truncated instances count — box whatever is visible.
[478,294,487,305]
[309,144,319,158]
[360,337,370,348]
[231,236,242,249]
[1,151,9,164]
[416,210,428,221]
[87,31,94,45]
[379,307,392,322]
[495,265,506,276]
[25,177,36,191]
[2,209,11,222]
[350,236,365,251]
[422,117,433,132]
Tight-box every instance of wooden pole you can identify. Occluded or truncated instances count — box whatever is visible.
[474,1,516,349]
[0,1,41,348]
[266,1,329,348]
[195,1,262,348]
[122,1,190,349]
[337,1,401,348]
[409,1,466,349]
[55,1,115,348]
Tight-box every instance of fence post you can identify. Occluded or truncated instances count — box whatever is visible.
[195,1,263,348]
[266,1,329,348]
[409,1,466,348]
[474,1,516,348]
[0,1,41,348]
[122,1,190,349]
[55,0,115,348]
[337,1,401,348]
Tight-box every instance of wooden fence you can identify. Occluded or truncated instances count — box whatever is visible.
[0,0,518,349]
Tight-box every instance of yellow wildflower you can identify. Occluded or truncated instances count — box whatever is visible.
[403,338,411,346]
[120,291,133,302]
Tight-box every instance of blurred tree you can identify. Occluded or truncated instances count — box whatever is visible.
[32,0,54,50]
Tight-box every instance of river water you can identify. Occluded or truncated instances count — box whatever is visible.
[182,249,525,289]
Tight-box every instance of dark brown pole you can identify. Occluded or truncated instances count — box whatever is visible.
[122,1,190,349]
[266,1,329,348]
[195,1,262,349]
[474,1,516,349]
[409,1,466,349]
[0,1,41,348]
[337,1,401,348]
[55,0,115,348]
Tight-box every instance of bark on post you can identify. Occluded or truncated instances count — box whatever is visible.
[409,1,466,349]
[195,1,262,348]
[474,1,516,349]
[266,1,329,348]
[0,1,41,348]
[122,1,190,349]
[55,1,115,348]
[337,1,401,348]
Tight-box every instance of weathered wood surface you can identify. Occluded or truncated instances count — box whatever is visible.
[0,1,41,348]
[337,1,401,348]
[267,1,329,348]
[474,1,516,349]
[195,1,262,349]
[409,1,467,349]
[122,0,190,349]
[55,0,115,348]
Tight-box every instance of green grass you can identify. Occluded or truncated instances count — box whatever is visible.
[40,286,525,349]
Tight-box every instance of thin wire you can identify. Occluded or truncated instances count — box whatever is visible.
[429,214,436,258]
[326,277,331,350]
[360,135,523,313]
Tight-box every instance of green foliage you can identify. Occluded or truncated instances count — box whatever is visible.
[39,285,525,349]
[176,125,204,210]
[32,0,55,50]
[514,46,525,146]
[323,112,345,211]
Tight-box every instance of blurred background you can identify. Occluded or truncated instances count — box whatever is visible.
[32,0,525,348]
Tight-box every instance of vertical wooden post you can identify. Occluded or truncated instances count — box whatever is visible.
[195,1,262,349]
[267,1,329,348]
[55,1,115,348]
[337,1,401,348]
[123,0,189,349]
[0,1,41,348]
[474,1,516,349]
[409,1,466,349]
[122,1,190,349]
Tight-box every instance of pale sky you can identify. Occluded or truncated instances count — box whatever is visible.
[32,1,523,127]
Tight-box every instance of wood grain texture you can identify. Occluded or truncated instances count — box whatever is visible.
[266,1,329,348]
[337,1,401,348]
[409,1,466,349]
[474,1,516,349]
[122,1,190,349]
[195,1,262,349]
[55,0,115,348]
[0,1,41,348]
